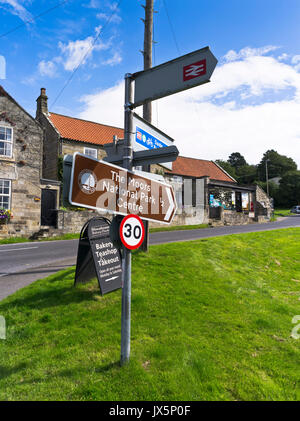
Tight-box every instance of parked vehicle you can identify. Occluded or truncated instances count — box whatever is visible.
[291,205,300,214]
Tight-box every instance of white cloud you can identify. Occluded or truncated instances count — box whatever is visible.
[278,53,289,61]
[102,51,122,66]
[291,55,300,64]
[97,11,121,24]
[80,81,124,126]
[38,60,57,78]
[0,0,33,23]
[78,46,300,168]
[223,45,279,62]
[58,26,110,72]
[85,0,100,8]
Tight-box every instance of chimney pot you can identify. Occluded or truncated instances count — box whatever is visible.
[36,87,48,119]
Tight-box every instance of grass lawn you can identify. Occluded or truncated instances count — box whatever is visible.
[0,233,80,245]
[0,228,300,401]
[274,209,292,217]
[149,223,210,233]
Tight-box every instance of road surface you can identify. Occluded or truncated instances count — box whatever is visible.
[0,215,299,300]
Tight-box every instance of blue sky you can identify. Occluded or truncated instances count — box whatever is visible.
[1,0,300,167]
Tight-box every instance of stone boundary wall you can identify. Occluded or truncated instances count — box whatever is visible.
[56,209,112,233]
[56,205,210,234]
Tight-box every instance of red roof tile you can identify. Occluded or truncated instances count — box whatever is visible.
[48,112,124,145]
[166,156,236,183]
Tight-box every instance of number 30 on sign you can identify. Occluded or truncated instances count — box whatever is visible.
[120,214,145,250]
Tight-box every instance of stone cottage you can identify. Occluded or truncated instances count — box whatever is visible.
[0,85,59,238]
[165,156,272,225]
[36,88,124,181]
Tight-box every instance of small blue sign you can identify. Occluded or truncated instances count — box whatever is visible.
[135,126,168,150]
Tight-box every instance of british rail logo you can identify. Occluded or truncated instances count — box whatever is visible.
[183,59,206,81]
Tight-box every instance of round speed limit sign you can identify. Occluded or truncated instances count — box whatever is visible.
[120,214,145,250]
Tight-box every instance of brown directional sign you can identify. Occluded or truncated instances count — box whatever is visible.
[69,153,176,224]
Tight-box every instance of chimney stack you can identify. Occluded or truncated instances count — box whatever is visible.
[36,87,48,119]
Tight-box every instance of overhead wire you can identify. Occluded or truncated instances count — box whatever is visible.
[0,0,70,39]
[50,0,123,109]
[162,0,180,55]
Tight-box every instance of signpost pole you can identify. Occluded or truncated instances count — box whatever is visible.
[120,74,134,366]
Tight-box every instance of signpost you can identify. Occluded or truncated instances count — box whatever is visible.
[69,153,177,224]
[132,46,217,107]
[67,46,217,366]
[131,113,174,170]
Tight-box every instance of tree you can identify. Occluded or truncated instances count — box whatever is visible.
[228,152,247,170]
[235,164,258,184]
[255,180,280,204]
[258,150,297,181]
[277,171,300,207]
[215,159,236,179]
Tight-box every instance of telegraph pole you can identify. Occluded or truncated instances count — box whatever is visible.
[142,0,153,121]
[140,0,154,252]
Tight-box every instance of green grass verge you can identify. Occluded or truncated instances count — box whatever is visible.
[0,233,80,245]
[149,223,210,233]
[274,209,292,217]
[0,228,300,401]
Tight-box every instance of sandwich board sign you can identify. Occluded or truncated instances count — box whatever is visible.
[131,113,174,170]
[132,46,217,107]
[69,152,177,224]
[75,217,123,295]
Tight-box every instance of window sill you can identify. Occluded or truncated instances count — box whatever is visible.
[0,156,15,162]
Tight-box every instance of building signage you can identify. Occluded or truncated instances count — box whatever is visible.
[75,217,123,295]
[69,153,177,224]
[132,46,217,107]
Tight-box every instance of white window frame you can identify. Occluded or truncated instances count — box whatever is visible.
[173,175,183,184]
[0,125,13,158]
[84,147,97,159]
[0,179,11,210]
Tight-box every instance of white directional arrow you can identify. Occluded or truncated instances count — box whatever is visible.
[105,276,119,283]
[164,186,176,222]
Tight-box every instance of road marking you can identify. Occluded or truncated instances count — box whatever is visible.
[0,246,38,253]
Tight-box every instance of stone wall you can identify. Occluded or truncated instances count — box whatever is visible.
[36,113,59,181]
[222,209,255,225]
[0,91,43,238]
[62,140,106,161]
[255,185,273,220]
[56,209,112,233]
